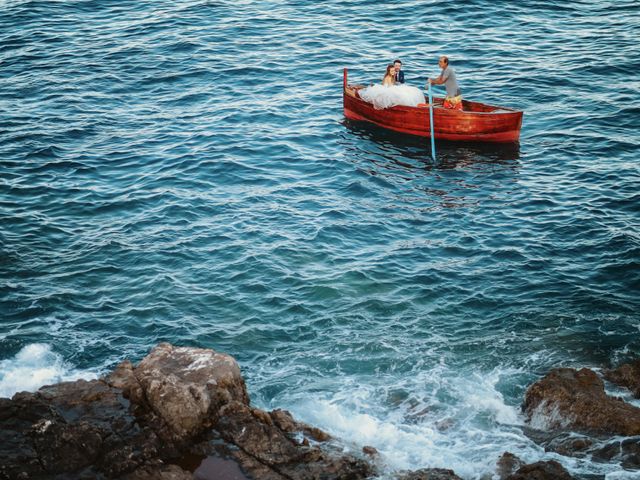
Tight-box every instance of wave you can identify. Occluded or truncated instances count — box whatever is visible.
[0,344,98,399]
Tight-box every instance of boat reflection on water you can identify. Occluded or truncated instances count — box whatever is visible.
[342,118,521,171]
[339,119,522,210]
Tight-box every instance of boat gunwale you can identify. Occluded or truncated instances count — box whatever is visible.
[343,67,522,143]
[346,84,521,116]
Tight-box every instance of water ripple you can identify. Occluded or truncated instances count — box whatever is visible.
[1,1,639,478]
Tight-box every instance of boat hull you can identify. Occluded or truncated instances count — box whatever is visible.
[343,69,523,143]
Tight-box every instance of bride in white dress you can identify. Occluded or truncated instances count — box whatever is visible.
[358,64,426,110]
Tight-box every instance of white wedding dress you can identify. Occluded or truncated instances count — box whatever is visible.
[358,84,426,110]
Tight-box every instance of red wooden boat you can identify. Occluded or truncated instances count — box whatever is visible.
[343,68,523,143]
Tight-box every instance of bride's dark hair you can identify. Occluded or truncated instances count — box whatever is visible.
[383,63,394,81]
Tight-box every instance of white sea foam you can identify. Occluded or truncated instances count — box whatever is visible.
[286,367,542,480]
[279,362,638,480]
[527,400,574,431]
[605,471,640,480]
[0,343,98,398]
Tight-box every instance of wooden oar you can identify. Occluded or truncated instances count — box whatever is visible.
[427,82,436,161]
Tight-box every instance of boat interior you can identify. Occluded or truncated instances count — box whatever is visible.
[345,84,515,113]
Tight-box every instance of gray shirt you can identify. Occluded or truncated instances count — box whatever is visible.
[441,65,461,97]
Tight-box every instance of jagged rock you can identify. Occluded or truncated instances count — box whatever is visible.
[504,460,574,479]
[604,359,640,398]
[362,445,378,456]
[225,449,287,480]
[125,464,193,480]
[0,380,166,480]
[395,468,463,480]
[619,438,640,469]
[496,452,524,479]
[591,437,640,469]
[214,400,373,479]
[496,454,577,479]
[196,431,286,480]
[523,368,640,436]
[268,408,330,442]
[542,432,593,457]
[0,394,53,479]
[0,343,375,480]
[216,400,308,466]
[108,360,145,406]
[269,408,298,432]
[130,343,249,442]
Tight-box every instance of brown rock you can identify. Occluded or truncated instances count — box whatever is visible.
[0,379,166,479]
[217,401,303,465]
[252,407,274,425]
[591,437,640,469]
[496,452,524,479]
[108,359,146,406]
[543,433,593,457]
[302,425,331,442]
[215,400,373,480]
[505,460,574,479]
[523,368,640,436]
[604,359,640,398]
[395,468,463,480]
[0,394,56,479]
[132,343,249,441]
[30,418,103,474]
[268,407,332,443]
[362,445,378,456]
[269,409,298,432]
[228,449,289,480]
[125,464,193,480]
[0,343,376,480]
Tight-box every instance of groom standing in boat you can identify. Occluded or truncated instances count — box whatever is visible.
[428,56,462,110]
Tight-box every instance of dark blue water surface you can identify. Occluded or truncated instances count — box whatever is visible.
[1,1,639,478]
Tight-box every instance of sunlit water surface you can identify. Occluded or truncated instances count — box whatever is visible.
[1,1,639,478]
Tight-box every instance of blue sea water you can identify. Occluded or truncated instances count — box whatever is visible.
[1,0,639,478]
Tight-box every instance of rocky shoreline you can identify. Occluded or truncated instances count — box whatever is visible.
[1,343,639,480]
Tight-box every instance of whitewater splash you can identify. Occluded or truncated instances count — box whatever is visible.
[0,343,97,398]
[278,367,531,479]
[278,365,638,480]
